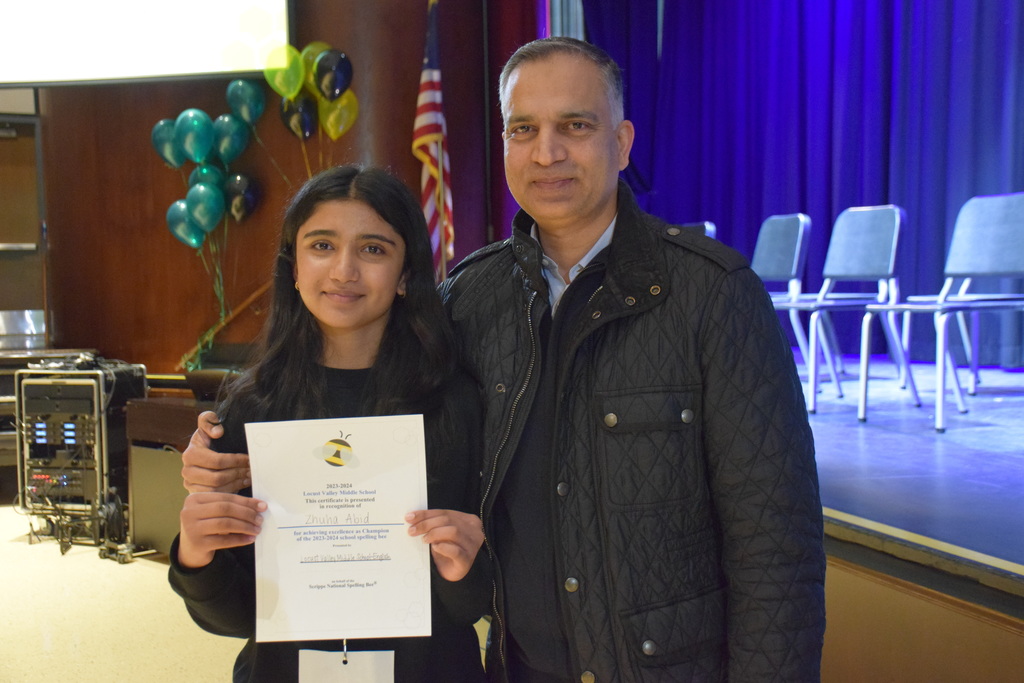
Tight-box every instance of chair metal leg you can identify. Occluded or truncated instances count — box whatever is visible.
[883,310,920,406]
[820,313,847,376]
[860,309,921,424]
[858,311,874,422]
[947,348,968,413]
[788,309,811,369]
[968,310,980,395]
[818,312,843,398]
[807,310,821,412]
[900,310,912,389]
[821,338,843,396]
[955,310,971,371]
[935,312,948,432]
[934,311,968,432]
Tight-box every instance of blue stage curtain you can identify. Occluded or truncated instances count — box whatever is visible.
[582,0,1024,366]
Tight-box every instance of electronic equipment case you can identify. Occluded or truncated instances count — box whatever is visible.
[15,362,146,556]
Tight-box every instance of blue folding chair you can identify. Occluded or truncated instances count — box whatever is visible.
[775,205,915,413]
[750,213,816,372]
[860,192,1024,431]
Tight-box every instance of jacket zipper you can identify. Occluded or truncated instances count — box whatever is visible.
[480,289,538,672]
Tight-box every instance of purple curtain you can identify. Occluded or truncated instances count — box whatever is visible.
[582,0,1024,365]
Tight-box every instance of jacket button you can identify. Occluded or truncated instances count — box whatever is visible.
[642,639,658,656]
[680,409,694,423]
[495,383,506,393]
[591,310,602,319]
[564,577,580,592]
[557,482,570,496]
[666,227,681,236]
[624,296,636,306]
[650,285,661,296]
[514,244,524,254]
[603,413,618,427]
[580,672,595,683]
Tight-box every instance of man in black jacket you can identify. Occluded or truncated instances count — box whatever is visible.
[182,36,825,683]
[437,37,825,682]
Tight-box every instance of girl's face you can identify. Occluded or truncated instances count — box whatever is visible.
[293,199,406,366]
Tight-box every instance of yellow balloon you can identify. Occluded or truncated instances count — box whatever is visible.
[263,44,304,100]
[318,89,359,141]
[301,41,331,98]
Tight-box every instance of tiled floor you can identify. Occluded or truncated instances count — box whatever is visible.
[806,353,1024,597]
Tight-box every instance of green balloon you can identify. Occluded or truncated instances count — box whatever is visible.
[189,164,226,189]
[173,108,214,164]
[212,113,250,165]
[151,119,185,168]
[167,200,205,249]
[186,182,226,233]
[226,79,265,125]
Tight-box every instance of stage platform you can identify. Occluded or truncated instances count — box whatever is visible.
[807,353,1024,613]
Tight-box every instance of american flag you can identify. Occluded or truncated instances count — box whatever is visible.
[412,0,454,280]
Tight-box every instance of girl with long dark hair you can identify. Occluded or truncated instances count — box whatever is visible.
[168,165,489,682]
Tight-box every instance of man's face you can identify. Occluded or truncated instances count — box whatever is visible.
[501,53,634,235]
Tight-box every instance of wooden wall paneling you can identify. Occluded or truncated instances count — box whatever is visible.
[0,121,44,310]
[38,0,488,374]
[823,557,1024,681]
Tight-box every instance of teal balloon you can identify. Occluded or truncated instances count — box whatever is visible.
[226,79,265,125]
[167,200,206,248]
[186,182,226,233]
[212,113,249,165]
[151,119,185,168]
[189,164,226,189]
[174,108,215,164]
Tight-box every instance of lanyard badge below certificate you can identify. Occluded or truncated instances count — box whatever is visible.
[300,644,395,682]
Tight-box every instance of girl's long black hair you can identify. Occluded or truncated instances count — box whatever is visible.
[217,165,456,437]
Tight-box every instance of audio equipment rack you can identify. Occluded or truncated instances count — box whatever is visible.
[15,360,146,557]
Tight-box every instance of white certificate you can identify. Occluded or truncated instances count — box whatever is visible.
[245,414,431,642]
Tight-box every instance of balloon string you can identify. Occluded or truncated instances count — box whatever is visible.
[317,125,324,172]
[176,280,271,372]
[300,139,312,180]
[220,215,230,266]
[219,218,232,316]
[180,223,230,371]
[251,126,292,188]
[208,235,227,321]
[197,245,211,276]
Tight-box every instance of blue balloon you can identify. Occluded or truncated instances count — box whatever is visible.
[314,49,354,101]
[226,79,266,125]
[212,113,250,165]
[224,173,261,222]
[167,200,206,248]
[280,94,316,140]
[186,182,226,233]
[151,119,186,168]
[174,108,215,164]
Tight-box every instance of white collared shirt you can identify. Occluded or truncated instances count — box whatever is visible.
[533,217,617,314]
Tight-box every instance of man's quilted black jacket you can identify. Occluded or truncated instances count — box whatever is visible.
[439,182,826,682]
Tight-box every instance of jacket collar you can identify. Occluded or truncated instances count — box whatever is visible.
[509,180,667,310]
